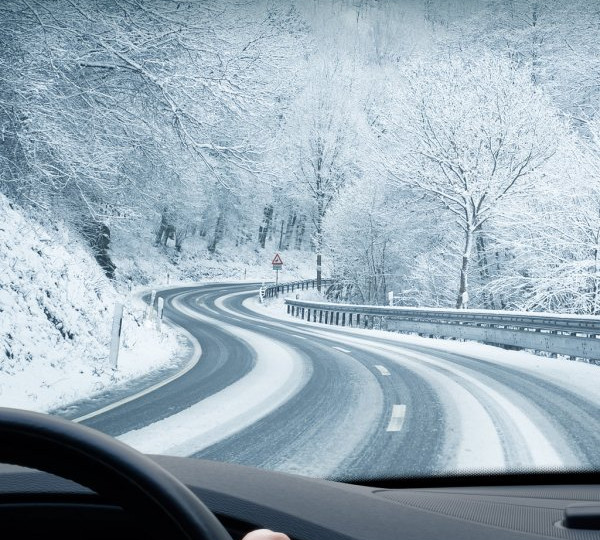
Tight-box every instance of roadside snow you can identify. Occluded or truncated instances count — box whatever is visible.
[0,194,181,412]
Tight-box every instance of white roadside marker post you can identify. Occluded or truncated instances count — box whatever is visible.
[157,297,164,333]
[110,303,124,370]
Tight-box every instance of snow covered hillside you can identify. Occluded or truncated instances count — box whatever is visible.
[110,222,319,287]
[0,194,179,412]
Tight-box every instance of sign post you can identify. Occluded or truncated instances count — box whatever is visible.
[272,253,283,289]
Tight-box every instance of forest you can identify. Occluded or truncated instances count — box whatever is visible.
[2,0,600,314]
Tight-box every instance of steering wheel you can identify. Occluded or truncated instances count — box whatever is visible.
[0,407,233,540]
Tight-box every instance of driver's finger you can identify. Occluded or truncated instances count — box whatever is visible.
[241,529,291,540]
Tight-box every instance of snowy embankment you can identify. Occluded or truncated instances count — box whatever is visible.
[0,194,180,412]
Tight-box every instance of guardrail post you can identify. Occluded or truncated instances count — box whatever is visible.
[287,304,290,314]
[341,313,346,326]
[335,312,340,325]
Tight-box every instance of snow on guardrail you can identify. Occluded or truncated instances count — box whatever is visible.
[261,278,335,298]
[284,297,600,364]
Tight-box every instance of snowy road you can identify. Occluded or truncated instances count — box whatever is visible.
[81,283,600,478]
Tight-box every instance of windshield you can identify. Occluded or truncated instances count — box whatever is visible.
[2,0,600,483]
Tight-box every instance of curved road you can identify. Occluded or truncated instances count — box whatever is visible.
[74,283,600,479]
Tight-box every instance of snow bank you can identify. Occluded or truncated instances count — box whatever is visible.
[0,194,180,412]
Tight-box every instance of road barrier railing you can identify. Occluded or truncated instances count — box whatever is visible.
[284,299,600,362]
[262,278,335,299]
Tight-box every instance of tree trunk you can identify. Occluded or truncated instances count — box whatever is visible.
[294,215,306,250]
[282,212,297,250]
[456,228,474,309]
[208,213,224,254]
[155,210,169,245]
[475,232,493,309]
[591,240,600,315]
[315,195,325,292]
[257,205,273,249]
[278,219,284,250]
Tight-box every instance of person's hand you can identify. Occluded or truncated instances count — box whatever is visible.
[241,529,291,540]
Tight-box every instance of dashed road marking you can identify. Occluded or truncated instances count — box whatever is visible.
[374,365,390,376]
[386,404,407,432]
[332,346,351,353]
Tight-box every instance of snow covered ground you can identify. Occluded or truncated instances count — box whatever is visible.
[111,223,318,288]
[0,194,180,412]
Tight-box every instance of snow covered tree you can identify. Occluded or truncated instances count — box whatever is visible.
[385,54,563,308]
[286,56,365,290]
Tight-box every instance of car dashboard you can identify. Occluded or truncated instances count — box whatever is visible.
[1,458,599,539]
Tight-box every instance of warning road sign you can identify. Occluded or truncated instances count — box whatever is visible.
[272,253,283,266]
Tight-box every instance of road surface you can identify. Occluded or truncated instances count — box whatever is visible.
[69,283,600,479]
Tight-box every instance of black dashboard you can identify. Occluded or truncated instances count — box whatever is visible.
[1,458,599,539]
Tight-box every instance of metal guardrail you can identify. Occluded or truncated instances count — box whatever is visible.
[284,299,600,363]
[261,278,335,299]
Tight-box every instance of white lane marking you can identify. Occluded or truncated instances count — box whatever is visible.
[386,404,407,432]
[73,291,203,423]
[332,346,351,353]
[374,365,391,376]
[295,335,307,340]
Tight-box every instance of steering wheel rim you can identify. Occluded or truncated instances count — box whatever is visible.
[0,407,233,540]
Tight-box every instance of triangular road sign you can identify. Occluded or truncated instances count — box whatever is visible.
[272,253,284,265]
